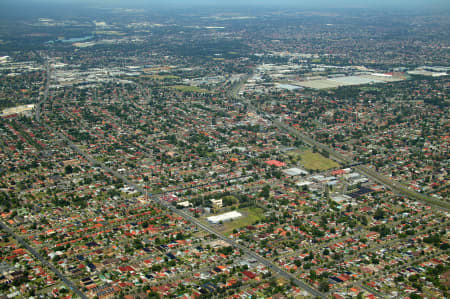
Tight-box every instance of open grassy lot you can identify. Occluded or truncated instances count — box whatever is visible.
[169,85,212,93]
[299,150,340,171]
[210,207,265,235]
[148,75,180,80]
[285,148,308,163]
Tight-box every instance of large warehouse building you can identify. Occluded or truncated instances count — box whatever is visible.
[207,211,242,224]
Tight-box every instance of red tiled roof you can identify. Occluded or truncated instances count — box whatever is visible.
[265,160,286,167]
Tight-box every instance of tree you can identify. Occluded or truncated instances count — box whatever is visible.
[309,270,317,281]
[318,280,330,292]
[64,165,73,174]
[260,185,270,199]
[373,207,385,220]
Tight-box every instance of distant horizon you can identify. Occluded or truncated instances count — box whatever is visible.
[1,0,449,21]
[2,0,450,10]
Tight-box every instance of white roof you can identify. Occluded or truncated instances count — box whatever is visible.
[207,211,242,224]
[283,167,308,176]
[178,201,191,207]
[331,195,351,203]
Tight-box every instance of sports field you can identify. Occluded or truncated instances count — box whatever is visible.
[300,150,340,171]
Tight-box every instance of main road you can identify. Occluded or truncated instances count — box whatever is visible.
[32,66,325,297]
[42,122,326,298]
[0,59,88,299]
[271,119,449,210]
[0,221,88,299]
[35,59,50,123]
[228,72,449,211]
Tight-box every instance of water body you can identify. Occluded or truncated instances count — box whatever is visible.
[46,36,93,44]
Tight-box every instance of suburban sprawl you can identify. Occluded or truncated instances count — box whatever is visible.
[0,4,449,299]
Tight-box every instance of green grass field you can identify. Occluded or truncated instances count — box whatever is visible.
[286,148,308,163]
[300,150,340,171]
[212,207,265,235]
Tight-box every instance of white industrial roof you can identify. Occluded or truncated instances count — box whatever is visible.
[207,211,242,224]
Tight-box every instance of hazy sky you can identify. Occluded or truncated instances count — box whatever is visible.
[3,0,450,9]
[1,0,449,18]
